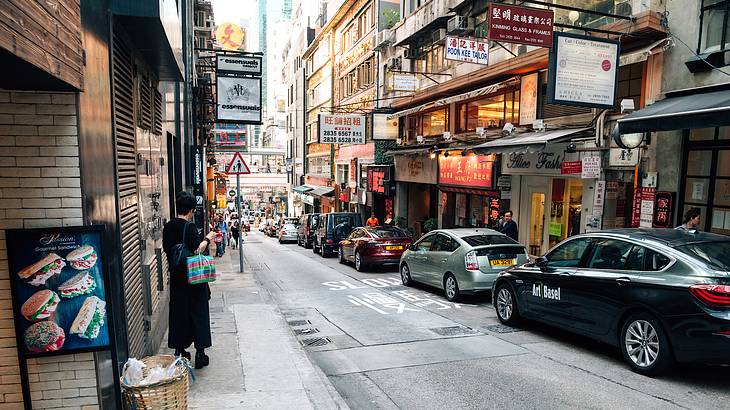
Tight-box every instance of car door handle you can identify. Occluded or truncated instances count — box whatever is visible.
[558,272,571,277]
[616,277,631,286]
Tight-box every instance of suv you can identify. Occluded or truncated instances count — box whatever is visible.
[297,213,320,248]
[313,212,363,257]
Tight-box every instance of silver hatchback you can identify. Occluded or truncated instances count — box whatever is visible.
[399,228,528,301]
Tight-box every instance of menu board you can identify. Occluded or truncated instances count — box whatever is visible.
[548,32,620,109]
[7,226,111,357]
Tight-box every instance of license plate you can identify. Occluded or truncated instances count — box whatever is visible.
[385,245,403,251]
[490,258,516,268]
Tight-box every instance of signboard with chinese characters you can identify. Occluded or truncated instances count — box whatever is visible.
[581,156,601,179]
[438,155,494,189]
[609,147,639,166]
[445,37,489,65]
[367,166,392,194]
[548,32,620,109]
[593,180,606,210]
[318,114,366,144]
[631,187,656,227]
[216,55,262,76]
[519,73,538,125]
[560,160,582,174]
[488,3,554,47]
[372,113,399,140]
[216,75,262,123]
[390,73,417,91]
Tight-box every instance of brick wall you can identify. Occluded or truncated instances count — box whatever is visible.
[0,90,99,409]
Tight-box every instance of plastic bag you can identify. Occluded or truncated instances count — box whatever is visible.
[140,366,166,385]
[122,358,146,386]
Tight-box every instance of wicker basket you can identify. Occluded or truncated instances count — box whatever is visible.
[120,354,190,409]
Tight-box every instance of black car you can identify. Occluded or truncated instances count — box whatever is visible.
[313,212,363,257]
[297,213,320,248]
[493,229,730,376]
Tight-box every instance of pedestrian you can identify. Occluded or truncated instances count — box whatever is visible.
[213,227,224,257]
[676,207,701,231]
[217,217,228,254]
[384,211,394,226]
[500,210,519,241]
[366,212,379,227]
[230,221,240,249]
[162,191,215,369]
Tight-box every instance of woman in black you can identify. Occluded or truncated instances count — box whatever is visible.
[230,221,240,249]
[162,192,216,369]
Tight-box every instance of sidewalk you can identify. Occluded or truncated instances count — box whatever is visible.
[180,240,349,409]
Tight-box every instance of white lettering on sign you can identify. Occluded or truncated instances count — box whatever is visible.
[532,283,561,300]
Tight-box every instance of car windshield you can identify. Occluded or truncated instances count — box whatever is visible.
[675,241,730,270]
[332,215,354,225]
[370,227,408,238]
[283,224,296,230]
[461,235,517,246]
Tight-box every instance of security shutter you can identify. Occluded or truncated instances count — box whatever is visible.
[112,31,146,359]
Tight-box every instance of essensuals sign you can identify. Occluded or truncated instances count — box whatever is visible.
[216,55,262,76]
[488,3,554,48]
[438,155,494,189]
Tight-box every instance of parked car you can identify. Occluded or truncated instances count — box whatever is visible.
[399,228,528,302]
[338,226,413,272]
[313,212,363,257]
[493,229,730,376]
[297,213,320,248]
[278,223,298,243]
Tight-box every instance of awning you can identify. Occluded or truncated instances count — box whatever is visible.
[472,127,594,154]
[384,146,432,156]
[619,38,670,67]
[617,83,730,134]
[387,102,434,120]
[439,186,500,196]
[309,186,335,197]
[292,185,314,194]
[434,78,519,107]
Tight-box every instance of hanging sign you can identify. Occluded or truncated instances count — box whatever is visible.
[593,180,606,210]
[215,22,244,51]
[372,113,399,140]
[488,3,554,47]
[445,37,489,65]
[216,55,262,76]
[581,156,601,179]
[318,114,366,144]
[390,73,418,91]
[548,32,620,109]
[519,73,538,125]
[216,76,262,124]
[560,160,582,174]
[439,155,494,188]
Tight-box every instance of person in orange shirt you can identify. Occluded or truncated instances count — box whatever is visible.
[366,212,379,227]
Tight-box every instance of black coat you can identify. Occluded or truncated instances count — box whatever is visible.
[162,218,212,350]
[500,220,519,242]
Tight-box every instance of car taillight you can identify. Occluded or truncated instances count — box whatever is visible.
[689,284,730,309]
[281,230,287,235]
[465,250,479,270]
[326,239,333,244]
[367,242,382,248]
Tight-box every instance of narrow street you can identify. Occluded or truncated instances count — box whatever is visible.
[238,231,730,410]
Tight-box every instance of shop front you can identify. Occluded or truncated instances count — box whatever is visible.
[438,154,501,230]
[366,165,395,222]
[392,152,439,235]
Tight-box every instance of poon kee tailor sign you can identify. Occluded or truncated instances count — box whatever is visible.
[439,155,494,189]
[318,114,366,144]
[445,36,489,65]
[488,3,554,47]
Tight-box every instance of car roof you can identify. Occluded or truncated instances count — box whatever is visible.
[433,228,502,238]
[574,228,730,248]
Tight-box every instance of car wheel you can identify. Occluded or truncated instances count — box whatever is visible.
[400,264,413,286]
[339,247,346,264]
[444,274,461,302]
[313,240,319,254]
[495,284,520,326]
[320,245,327,257]
[355,251,365,272]
[620,313,674,376]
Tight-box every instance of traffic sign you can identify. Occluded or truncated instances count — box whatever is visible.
[226,152,251,174]
[228,189,237,197]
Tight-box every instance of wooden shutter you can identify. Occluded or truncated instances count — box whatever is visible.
[112,31,146,359]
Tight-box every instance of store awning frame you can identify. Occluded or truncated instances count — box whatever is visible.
[471,127,594,154]
[617,83,730,134]
[619,37,671,67]
[292,185,314,194]
[309,186,335,197]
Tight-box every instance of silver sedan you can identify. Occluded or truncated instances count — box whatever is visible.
[278,223,298,243]
[399,228,528,301]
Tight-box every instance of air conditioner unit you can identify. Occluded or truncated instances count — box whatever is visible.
[432,28,447,45]
[404,47,421,60]
[387,57,402,70]
[374,29,395,50]
[447,16,474,34]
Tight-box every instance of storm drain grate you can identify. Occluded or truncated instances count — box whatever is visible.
[484,324,523,334]
[287,319,311,327]
[301,337,331,347]
[294,328,319,335]
[429,326,479,336]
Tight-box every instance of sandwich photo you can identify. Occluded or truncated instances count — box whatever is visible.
[21,289,60,322]
[24,321,65,353]
[70,296,106,340]
[17,253,65,286]
[66,245,98,270]
[58,271,96,298]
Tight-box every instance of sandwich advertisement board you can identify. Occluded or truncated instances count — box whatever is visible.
[7,225,112,357]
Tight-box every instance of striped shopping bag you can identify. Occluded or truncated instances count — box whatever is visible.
[187,253,217,284]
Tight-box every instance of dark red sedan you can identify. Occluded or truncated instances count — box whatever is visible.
[338,226,413,271]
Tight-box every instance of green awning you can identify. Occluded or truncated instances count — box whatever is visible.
[293,185,314,194]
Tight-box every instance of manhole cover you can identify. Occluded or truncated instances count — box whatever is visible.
[429,326,479,336]
[484,324,523,333]
[287,319,311,327]
[294,328,319,335]
[301,337,331,347]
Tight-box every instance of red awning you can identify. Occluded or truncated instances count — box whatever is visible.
[439,186,500,196]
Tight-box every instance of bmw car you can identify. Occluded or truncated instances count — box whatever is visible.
[399,229,528,301]
[493,229,730,376]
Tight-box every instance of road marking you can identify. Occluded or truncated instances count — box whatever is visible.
[322,277,401,291]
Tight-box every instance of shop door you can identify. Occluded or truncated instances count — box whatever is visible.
[521,178,548,257]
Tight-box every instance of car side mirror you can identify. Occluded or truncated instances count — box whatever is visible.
[535,256,550,270]
[408,244,417,251]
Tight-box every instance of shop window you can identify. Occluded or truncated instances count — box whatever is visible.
[684,177,710,204]
[457,91,519,132]
[616,62,643,111]
[422,109,447,136]
[698,0,730,53]
[687,150,713,175]
[689,127,716,141]
[337,164,349,185]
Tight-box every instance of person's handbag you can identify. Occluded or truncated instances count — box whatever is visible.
[187,252,217,284]
[230,237,237,248]
[170,222,194,272]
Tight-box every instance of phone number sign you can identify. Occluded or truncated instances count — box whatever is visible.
[318,114,366,144]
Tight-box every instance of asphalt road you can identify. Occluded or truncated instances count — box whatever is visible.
[243,232,730,410]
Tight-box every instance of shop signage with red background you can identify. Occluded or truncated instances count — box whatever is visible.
[438,155,494,189]
[652,191,674,228]
[560,160,582,174]
[488,3,554,48]
[631,187,656,227]
[367,166,392,194]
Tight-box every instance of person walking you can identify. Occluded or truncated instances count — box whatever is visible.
[213,227,224,257]
[230,221,240,249]
[676,208,701,231]
[366,212,379,227]
[162,191,215,369]
[217,216,228,254]
[500,210,519,241]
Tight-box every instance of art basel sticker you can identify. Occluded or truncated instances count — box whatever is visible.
[7,226,111,357]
